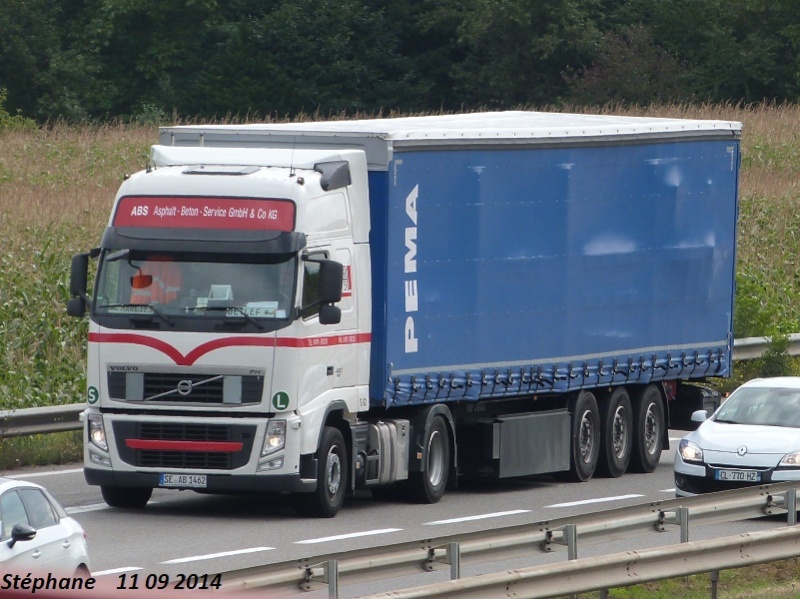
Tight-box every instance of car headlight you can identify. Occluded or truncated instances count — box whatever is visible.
[262,419,286,457]
[87,413,107,452]
[779,451,800,467]
[678,439,703,462]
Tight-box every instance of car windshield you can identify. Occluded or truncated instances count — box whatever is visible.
[94,249,296,321]
[714,386,800,427]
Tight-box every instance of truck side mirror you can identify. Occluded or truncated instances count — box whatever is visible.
[67,253,91,317]
[318,259,343,304]
[70,253,89,297]
[319,304,341,325]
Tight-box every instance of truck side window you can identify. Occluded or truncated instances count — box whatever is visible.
[301,252,326,319]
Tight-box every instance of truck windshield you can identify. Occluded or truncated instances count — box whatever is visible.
[93,249,297,327]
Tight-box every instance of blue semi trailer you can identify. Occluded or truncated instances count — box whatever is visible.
[68,111,741,516]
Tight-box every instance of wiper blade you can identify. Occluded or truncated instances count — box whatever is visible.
[102,303,174,327]
[202,305,265,331]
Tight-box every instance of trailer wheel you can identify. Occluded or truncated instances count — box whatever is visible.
[403,416,450,504]
[101,486,152,509]
[596,387,633,478]
[295,426,348,518]
[566,390,601,482]
[630,384,665,473]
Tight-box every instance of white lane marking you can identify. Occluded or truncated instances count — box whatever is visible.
[7,468,84,479]
[545,494,644,509]
[162,547,274,565]
[296,528,402,545]
[424,510,531,525]
[662,488,676,493]
[93,567,143,576]
[66,503,109,514]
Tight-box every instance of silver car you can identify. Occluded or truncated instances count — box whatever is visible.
[674,376,800,496]
[0,476,91,575]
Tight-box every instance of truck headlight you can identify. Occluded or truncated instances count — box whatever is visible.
[88,413,108,452]
[262,419,286,457]
[678,439,703,463]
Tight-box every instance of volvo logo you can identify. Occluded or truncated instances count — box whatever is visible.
[176,380,194,396]
[737,445,748,457]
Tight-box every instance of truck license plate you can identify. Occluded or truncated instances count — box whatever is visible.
[159,473,207,488]
[714,469,761,482]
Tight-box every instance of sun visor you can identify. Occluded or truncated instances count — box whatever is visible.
[101,227,307,254]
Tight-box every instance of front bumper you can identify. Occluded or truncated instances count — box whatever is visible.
[85,467,316,493]
[673,459,800,496]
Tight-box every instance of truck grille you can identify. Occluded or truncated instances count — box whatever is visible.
[108,372,264,404]
[113,421,256,470]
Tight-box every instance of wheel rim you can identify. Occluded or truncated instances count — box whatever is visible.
[643,404,659,455]
[325,446,342,496]
[426,429,445,487]
[579,409,595,464]
[612,405,629,459]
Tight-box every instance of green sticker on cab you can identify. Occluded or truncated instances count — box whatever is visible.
[272,391,290,411]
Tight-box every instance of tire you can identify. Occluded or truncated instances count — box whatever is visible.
[294,426,348,518]
[565,390,601,482]
[596,387,633,478]
[629,384,666,473]
[100,486,152,509]
[402,416,450,504]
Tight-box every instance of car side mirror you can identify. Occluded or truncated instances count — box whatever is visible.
[7,523,36,548]
[690,409,708,423]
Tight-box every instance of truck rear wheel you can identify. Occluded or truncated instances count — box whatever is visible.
[630,384,665,473]
[101,486,152,509]
[295,426,348,518]
[596,387,633,478]
[403,415,450,504]
[566,390,601,481]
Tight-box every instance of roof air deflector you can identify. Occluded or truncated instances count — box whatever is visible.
[314,161,351,191]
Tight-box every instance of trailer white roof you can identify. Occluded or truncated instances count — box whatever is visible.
[159,111,742,170]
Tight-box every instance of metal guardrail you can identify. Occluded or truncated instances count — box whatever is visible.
[217,482,800,597]
[2,334,798,439]
[360,526,800,599]
[733,332,800,360]
[0,403,85,437]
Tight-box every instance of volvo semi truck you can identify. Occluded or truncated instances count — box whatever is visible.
[67,111,741,517]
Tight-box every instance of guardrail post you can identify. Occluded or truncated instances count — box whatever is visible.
[565,523,578,560]
[788,488,797,527]
[448,542,461,580]
[710,569,719,599]
[677,506,690,543]
[326,560,339,599]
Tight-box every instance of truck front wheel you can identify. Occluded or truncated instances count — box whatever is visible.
[403,415,450,504]
[630,384,665,473]
[295,426,348,518]
[101,486,152,509]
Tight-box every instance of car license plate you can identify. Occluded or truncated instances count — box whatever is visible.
[159,473,207,488]
[714,469,761,482]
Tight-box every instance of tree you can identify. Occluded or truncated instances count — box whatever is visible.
[449,0,604,107]
[563,26,686,106]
